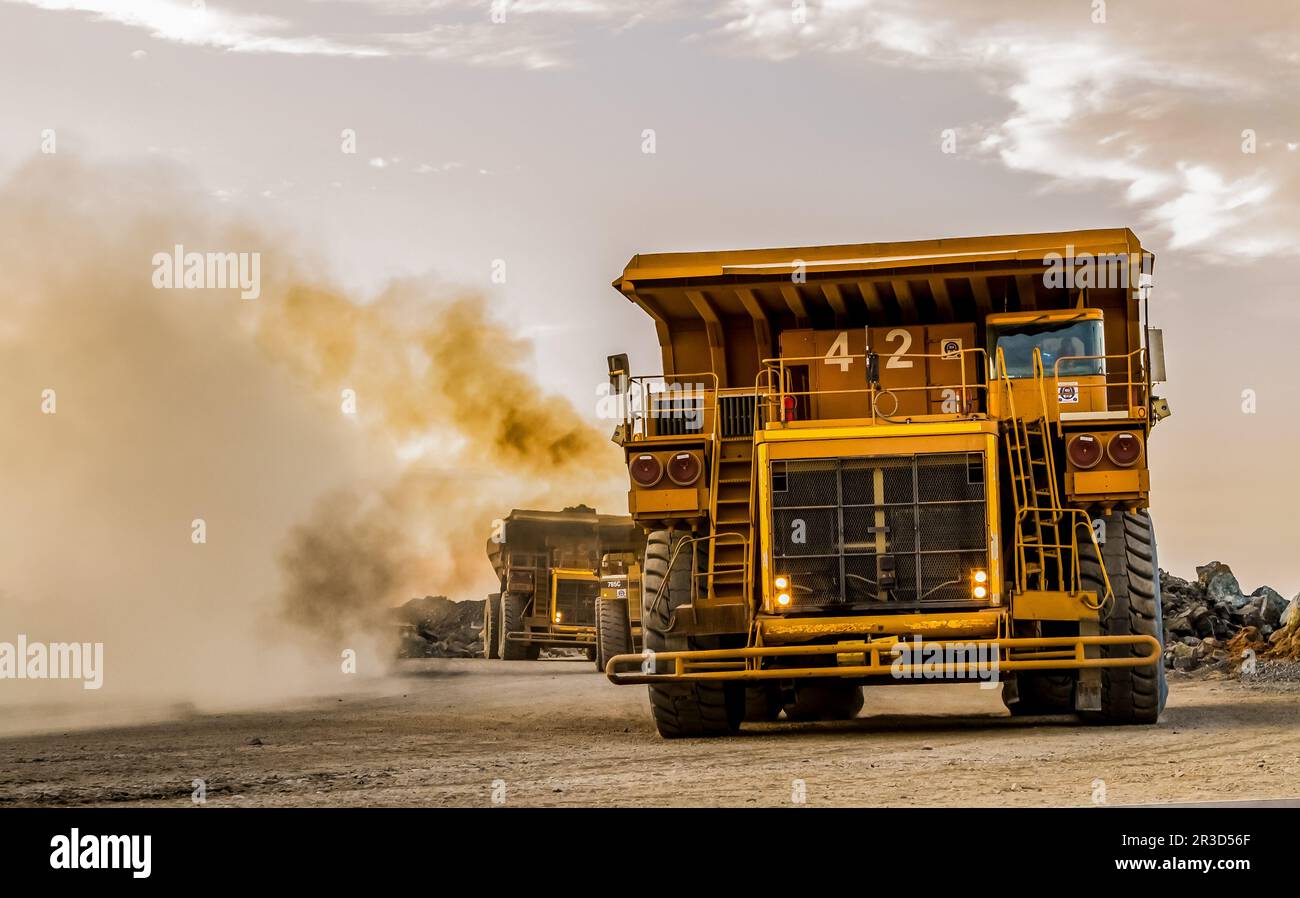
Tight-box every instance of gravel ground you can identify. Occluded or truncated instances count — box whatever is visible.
[1,658,1298,807]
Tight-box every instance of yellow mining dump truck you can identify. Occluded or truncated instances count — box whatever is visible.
[603,229,1170,737]
[483,506,643,661]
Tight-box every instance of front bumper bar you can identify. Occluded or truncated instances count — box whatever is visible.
[604,634,1160,684]
[505,629,595,647]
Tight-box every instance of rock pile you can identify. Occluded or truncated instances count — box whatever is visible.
[394,596,486,658]
[1161,562,1298,672]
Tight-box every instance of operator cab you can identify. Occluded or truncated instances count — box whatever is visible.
[988,309,1105,379]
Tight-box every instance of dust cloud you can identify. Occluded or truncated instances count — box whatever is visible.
[0,156,624,729]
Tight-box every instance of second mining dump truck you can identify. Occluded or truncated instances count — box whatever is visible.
[603,229,1170,737]
[483,506,643,661]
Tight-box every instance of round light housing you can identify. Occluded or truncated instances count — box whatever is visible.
[774,575,789,590]
[1107,431,1142,467]
[973,585,988,599]
[629,453,663,487]
[776,593,792,607]
[1067,434,1103,469]
[974,570,988,584]
[666,451,702,486]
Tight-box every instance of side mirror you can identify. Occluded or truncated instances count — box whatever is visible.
[866,350,880,387]
[607,353,630,394]
[1140,251,1156,280]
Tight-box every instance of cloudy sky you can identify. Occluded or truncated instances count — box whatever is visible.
[2,0,1298,593]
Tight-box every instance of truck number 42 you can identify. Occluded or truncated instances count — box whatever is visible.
[822,329,914,372]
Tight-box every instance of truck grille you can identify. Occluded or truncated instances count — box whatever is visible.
[649,394,704,436]
[771,453,987,611]
[719,393,761,438]
[553,579,599,627]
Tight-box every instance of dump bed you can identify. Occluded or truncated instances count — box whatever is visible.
[485,506,640,579]
[612,228,1152,387]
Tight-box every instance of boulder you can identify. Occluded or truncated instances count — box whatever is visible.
[394,596,488,658]
[1195,561,1245,607]
[1168,641,1198,671]
[1187,604,1217,638]
[1281,596,1299,628]
[1165,612,1194,636]
[1239,600,1265,631]
[1252,587,1290,627]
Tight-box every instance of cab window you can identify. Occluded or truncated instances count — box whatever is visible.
[990,317,1105,379]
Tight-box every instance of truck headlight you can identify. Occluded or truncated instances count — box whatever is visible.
[1106,431,1142,466]
[666,451,702,486]
[629,453,663,487]
[1066,434,1103,469]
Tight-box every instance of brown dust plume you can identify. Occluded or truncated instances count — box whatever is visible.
[0,156,624,730]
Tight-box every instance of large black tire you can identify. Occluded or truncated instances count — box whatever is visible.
[1079,511,1167,725]
[1003,672,1074,716]
[782,681,864,722]
[1002,621,1074,716]
[483,592,501,659]
[743,685,783,722]
[594,597,632,672]
[499,592,531,661]
[642,529,742,738]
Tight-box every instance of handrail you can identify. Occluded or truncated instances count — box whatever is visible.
[1049,348,1149,436]
[999,345,1114,613]
[997,345,1045,590]
[621,371,720,441]
[1030,350,1063,514]
[995,345,1027,508]
[647,532,751,620]
[756,347,989,425]
[1012,508,1114,611]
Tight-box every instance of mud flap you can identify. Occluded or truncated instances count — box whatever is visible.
[1002,676,1020,705]
[1075,618,1102,711]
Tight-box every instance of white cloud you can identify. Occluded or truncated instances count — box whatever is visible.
[11,0,388,56]
[711,0,1300,259]
[6,0,587,66]
[9,0,695,67]
[414,161,464,174]
[380,23,566,69]
[15,0,1300,253]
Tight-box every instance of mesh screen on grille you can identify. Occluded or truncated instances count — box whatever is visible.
[649,394,703,436]
[554,579,599,626]
[719,393,761,438]
[771,453,987,611]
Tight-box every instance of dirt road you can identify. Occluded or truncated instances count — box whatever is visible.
[2,659,1297,807]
